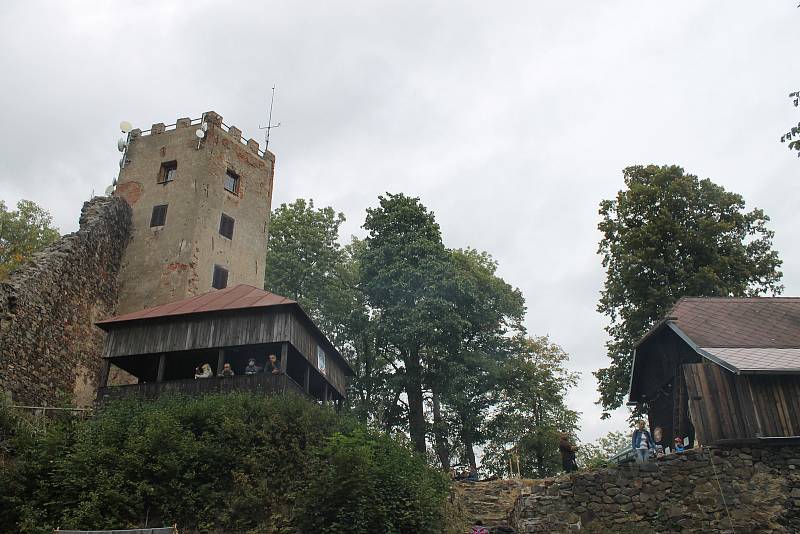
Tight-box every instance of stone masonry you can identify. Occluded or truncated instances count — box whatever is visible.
[114,111,275,315]
[0,196,132,407]
[511,445,800,533]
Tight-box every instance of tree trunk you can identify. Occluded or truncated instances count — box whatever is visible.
[463,431,477,473]
[404,350,427,453]
[431,386,450,470]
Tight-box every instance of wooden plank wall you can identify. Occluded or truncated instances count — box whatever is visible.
[683,363,800,444]
[746,374,800,437]
[103,309,347,395]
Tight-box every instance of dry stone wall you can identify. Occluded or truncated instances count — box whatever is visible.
[0,196,131,407]
[512,445,800,533]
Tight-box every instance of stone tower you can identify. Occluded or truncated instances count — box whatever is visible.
[114,111,274,315]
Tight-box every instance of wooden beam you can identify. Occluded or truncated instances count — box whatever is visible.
[323,382,329,405]
[99,359,111,387]
[216,349,225,376]
[303,364,310,394]
[281,342,289,374]
[156,354,166,382]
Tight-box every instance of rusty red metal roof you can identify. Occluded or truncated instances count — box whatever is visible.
[97,284,297,325]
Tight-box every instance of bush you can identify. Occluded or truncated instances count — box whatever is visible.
[295,430,449,533]
[0,394,449,533]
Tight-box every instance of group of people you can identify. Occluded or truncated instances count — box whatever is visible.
[632,420,686,463]
[558,421,689,474]
[193,354,282,379]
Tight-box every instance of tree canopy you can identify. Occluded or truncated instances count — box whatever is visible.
[595,165,783,415]
[265,194,579,476]
[780,91,800,157]
[0,199,60,279]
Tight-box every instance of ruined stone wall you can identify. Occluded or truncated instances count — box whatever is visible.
[0,196,132,407]
[512,445,800,533]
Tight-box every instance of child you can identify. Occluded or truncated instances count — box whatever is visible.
[471,519,489,534]
[674,437,685,453]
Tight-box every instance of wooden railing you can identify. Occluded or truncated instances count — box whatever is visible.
[97,373,310,402]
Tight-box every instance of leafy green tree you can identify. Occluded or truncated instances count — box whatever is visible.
[264,199,351,338]
[595,165,783,416]
[780,91,800,156]
[360,193,458,453]
[432,249,525,471]
[576,430,630,469]
[482,336,579,478]
[0,199,60,279]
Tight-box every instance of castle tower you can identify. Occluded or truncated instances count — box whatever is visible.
[114,111,274,315]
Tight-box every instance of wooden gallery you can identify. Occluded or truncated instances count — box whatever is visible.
[95,284,354,406]
[628,297,800,447]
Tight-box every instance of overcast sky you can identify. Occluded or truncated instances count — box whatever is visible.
[1,1,798,443]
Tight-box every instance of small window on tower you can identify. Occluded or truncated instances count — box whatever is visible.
[158,161,177,183]
[150,204,168,227]
[212,265,229,289]
[224,169,239,194]
[219,213,235,240]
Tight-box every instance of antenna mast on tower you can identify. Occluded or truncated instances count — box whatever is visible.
[259,86,281,152]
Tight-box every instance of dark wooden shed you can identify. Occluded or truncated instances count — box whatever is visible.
[628,297,800,446]
[95,284,354,404]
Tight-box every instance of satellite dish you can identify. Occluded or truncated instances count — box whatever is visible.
[120,121,133,133]
[104,185,115,196]
[117,138,127,152]
[195,129,205,139]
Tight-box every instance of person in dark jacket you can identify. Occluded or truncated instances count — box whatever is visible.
[266,353,282,374]
[632,420,656,463]
[559,432,578,473]
[244,358,261,375]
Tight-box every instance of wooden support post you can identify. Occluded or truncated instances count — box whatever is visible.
[216,349,225,376]
[156,354,166,382]
[280,342,289,374]
[99,359,111,387]
[303,363,310,394]
[323,382,329,405]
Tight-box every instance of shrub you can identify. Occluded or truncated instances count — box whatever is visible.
[0,394,449,534]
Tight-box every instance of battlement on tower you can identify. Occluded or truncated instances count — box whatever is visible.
[128,111,274,162]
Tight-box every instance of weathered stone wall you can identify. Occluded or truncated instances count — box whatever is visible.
[512,445,800,533]
[114,111,274,315]
[0,196,132,407]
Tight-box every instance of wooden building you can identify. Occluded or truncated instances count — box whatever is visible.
[95,284,354,404]
[628,297,800,446]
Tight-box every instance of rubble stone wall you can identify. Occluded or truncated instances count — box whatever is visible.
[0,196,132,407]
[512,445,800,533]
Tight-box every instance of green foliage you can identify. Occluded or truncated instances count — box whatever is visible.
[780,91,800,156]
[0,199,60,279]
[265,194,577,477]
[576,430,630,469]
[295,430,449,533]
[595,165,783,415]
[481,336,579,478]
[0,394,448,534]
[264,199,353,340]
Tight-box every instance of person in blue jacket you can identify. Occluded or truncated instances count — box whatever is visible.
[632,420,656,464]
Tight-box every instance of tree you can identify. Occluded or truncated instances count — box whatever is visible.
[481,336,579,478]
[780,91,800,157]
[432,248,525,471]
[360,193,457,453]
[595,165,783,415]
[576,430,630,469]
[0,199,60,279]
